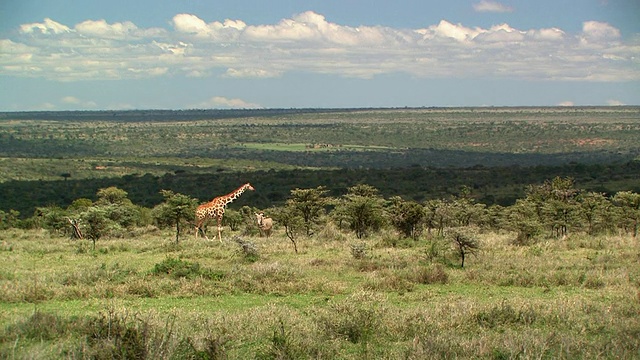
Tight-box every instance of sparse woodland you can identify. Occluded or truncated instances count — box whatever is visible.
[1,108,639,358]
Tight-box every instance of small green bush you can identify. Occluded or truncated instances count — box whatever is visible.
[152,257,225,280]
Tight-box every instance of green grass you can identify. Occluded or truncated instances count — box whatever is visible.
[1,226,639,358]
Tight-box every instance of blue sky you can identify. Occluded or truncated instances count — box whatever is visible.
[1,0,639,110]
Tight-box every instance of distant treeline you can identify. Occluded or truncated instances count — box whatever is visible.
[2,161,639,219]
[1,106,630,123]
[0,108,360,123]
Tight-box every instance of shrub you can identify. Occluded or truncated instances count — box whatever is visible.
[233,236,260,262]
[412,264,449,284]
[350,242,368,259]
[152,257,224,280]
[316,291,385,344]
[448,228,480,268]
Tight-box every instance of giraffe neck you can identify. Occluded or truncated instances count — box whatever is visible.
[221,183,251,206]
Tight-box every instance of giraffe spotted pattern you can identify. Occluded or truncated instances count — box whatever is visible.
[195,183,255,241]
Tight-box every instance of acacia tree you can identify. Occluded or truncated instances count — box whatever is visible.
[81,206,111,250]
[155,190,198,243]
[577,191,611,235]
[450,186,487,228]
[95,186,142,229]
[525,177,579,238]
[35,205,69,235]
[285,186,332,236]
[424,199,454,236]
[504,198,543,245]
[544,177,579,238]
[613,191,640,237]
[274,205,304,253]
[96,186,129,205]
[336,184,386,239]
[389,196,425,240]
[485,204,505,231]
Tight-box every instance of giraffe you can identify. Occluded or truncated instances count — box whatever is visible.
[255,212,273,238]
[195,183,255,242]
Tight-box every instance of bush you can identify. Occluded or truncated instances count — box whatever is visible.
[350,242,368,259]
[412,264,449,284]
[152,257,224,280]
[316,291,385,344]
[233,236,260,262]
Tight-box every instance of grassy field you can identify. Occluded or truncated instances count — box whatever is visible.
[1,226,639,359]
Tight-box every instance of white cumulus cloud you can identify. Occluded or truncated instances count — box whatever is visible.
[60,96,97,108]
[581,21,621,43]
[224,68,281,78]
[1,11,638,83]
[62,96,80,104]
[76,20,135,38]
[473,1,514,13]
[172,13,245,40]
[20,18,70,34]
[191,96,262,109]
[606,99,625,106]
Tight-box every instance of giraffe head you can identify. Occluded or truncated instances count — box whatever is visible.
[244,183,255,191]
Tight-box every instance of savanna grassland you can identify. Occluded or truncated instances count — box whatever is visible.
[1,107,640,359]
[1,227,639,359]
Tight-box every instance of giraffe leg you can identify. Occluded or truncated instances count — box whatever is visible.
[217,217,223,242]
[195,217,203,240]
[195,220,210,241]
[202,226,210,241]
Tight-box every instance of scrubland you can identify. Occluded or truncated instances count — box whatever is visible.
[1,226,638,359]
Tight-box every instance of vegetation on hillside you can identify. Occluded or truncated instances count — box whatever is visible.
[1,107,639,219]
[1,107,639,358]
